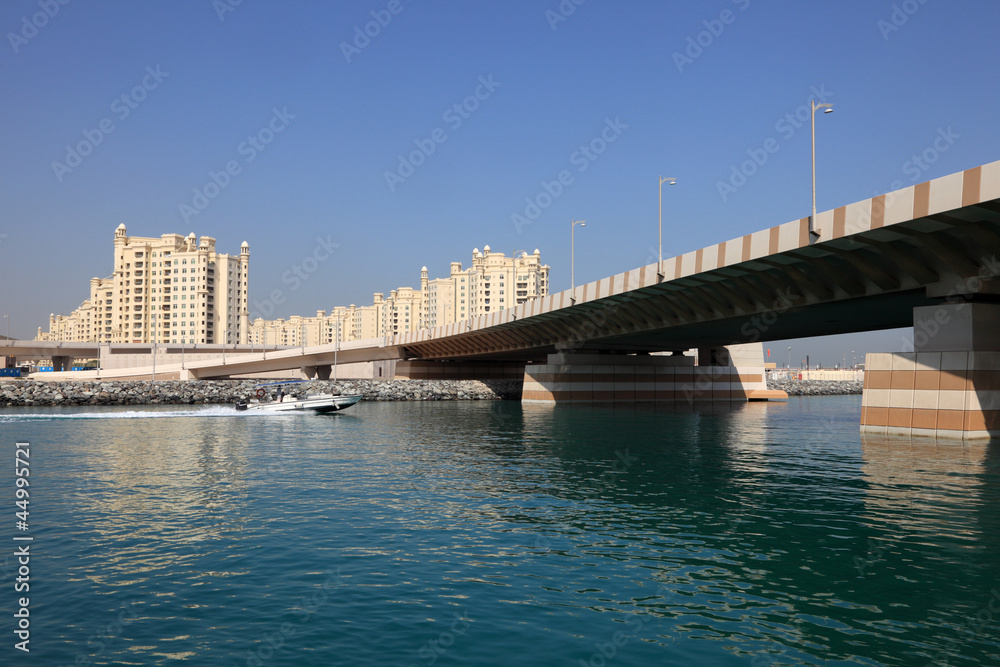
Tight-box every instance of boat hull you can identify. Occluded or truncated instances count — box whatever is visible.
[237,394,363,414]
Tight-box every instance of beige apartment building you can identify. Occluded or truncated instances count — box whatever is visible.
[248,246,549,346]
[37,224,250,345]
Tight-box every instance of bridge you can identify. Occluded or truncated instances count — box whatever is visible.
[6,160,999,438]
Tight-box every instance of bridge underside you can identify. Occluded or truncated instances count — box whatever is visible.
[401,211,1000,362]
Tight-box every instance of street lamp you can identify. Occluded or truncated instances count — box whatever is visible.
[787,346,792,370]
[3,314,8,341]
[810,100,834,239]
[658,176,676,279]
[571,219,586,301]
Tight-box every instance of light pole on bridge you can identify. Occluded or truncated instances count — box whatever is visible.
[811,100,834,239]
[658,176,676,279]
[571,219,586,302]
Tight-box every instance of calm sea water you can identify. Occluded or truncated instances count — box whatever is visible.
[2,396,999,666]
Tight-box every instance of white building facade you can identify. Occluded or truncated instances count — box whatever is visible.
[37,224,250,345]
[249,246,550,346]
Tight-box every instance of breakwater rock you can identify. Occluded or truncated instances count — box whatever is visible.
[767,376,863,396]
[0,379,522,407]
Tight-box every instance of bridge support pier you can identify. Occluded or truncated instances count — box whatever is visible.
[51,355,73,372]
[522,344,784,405]
[301,365,332,380]
[862,302,1000,440]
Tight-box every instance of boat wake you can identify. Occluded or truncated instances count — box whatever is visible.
[0,405,284,422]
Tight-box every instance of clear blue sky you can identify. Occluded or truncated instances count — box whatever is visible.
[2,0,998,365]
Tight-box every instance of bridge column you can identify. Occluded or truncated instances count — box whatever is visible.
[862,302,1000,439]
[522,344,784,405]
[301,365,332,380]
[51,355,73,372]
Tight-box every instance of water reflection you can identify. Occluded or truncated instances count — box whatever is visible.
[8,399,1000,666]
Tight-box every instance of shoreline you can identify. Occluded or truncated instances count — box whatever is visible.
[1,376,863,407]
[766,376,863,396]
[0,379,522,407]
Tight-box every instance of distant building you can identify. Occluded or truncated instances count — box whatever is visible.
[249,246,550,345]
[37,224,249,345]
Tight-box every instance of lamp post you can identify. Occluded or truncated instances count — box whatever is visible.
[787,346,792,370]
[571,219,586,301]
[3,314,8,341]
[658,177,676,278]
[810,100,834,239]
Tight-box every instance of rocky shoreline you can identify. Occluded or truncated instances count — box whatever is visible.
[766,376,863,396]
[0,375,863,407]
[0,379,522,407]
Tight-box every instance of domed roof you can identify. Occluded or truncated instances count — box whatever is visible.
[421,265,428,272]
[116,222,126,230]
[188,232,196,238]
[241,241,249,248]
[534,248,540,255]
[483,244,491,252]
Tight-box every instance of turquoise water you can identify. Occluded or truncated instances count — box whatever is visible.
[2,397,999,666]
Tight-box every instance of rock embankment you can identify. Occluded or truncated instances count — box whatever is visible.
[0,379,522,407]
[767,376,863,396]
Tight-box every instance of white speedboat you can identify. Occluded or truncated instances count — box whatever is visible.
[236,381,363,414]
